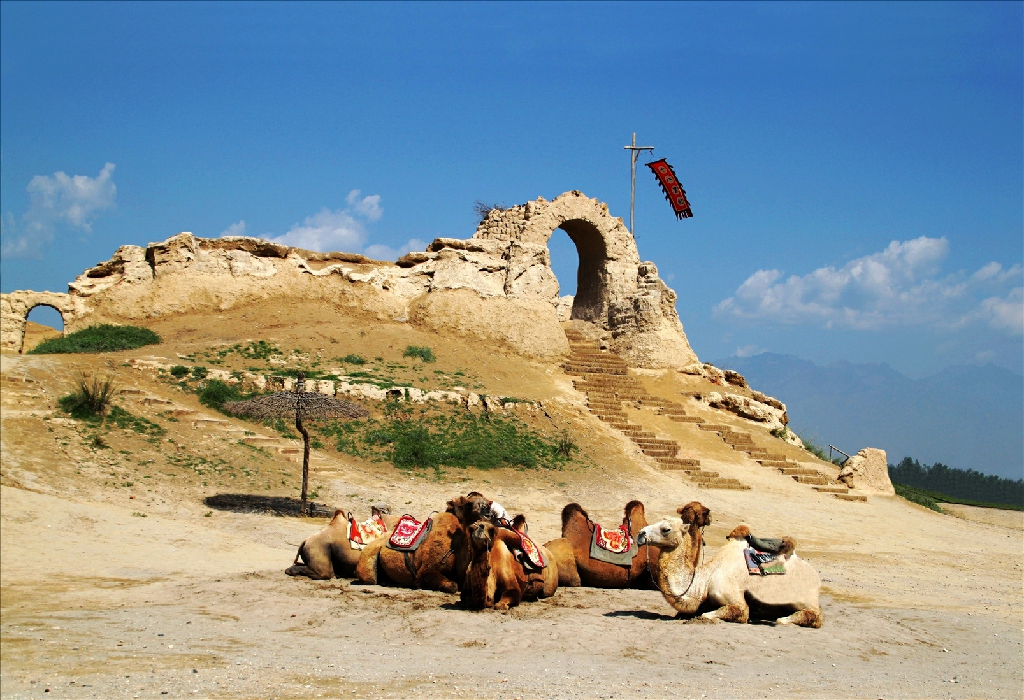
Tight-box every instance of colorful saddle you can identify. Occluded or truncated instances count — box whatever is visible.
[513,529,546,570]
[589,523,637,566]
[744,547,787,576]
[387,514,433,552]
[348,513,388,550]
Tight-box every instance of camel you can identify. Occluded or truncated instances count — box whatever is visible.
[462,515,557,609]
[354,494,490,593]
[463,521,527,610]
[286,504,398,580]
[543,500,659,588]
[636,502,823,627]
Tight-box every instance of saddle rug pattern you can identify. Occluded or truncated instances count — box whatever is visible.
[348,514,388,550]
[387,515,432,551]
[744,547,786,576]
[590,524,637,566]
[515,529,545,570]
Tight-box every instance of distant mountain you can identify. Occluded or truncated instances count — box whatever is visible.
[713,353,1024,480]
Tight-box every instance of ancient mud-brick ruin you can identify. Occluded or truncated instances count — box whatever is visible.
[1,191,697,368]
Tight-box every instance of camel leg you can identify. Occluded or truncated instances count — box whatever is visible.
[355,541,385,584]
[776,608,822,628]
[285,564,332,580]
[701,604,749,624]
[416,569,459,594]
[494,587,521,611]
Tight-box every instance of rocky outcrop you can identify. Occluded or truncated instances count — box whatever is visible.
[1,191,698,367]
[705,391,789,432]
[837,448,895,495]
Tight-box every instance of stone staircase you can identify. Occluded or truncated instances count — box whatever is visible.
[694,422,867,502]
[563,329,748,490]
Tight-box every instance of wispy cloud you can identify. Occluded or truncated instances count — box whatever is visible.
[220,190,426,261]
[715,237,1023,335]
[1,163,117,258]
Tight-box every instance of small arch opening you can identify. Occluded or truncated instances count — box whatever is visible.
[23,305,65,353]
[555,218,608,323]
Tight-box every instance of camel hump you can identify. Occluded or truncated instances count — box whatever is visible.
[561,503,590,531]
[623,500,645,519]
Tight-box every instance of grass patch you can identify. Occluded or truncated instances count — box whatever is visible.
[170,365,190,379]
[894,483,943,512]
[58,375,117,420]
[198,379,244,410]
[403,345,436,363]
[107,406,166,437]
[317,403,575,472]
[894,483,1022,512]
[339,353,367,365]
[30,324,160,354]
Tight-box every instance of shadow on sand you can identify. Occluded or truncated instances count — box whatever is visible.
[204,493,335,518]
[603,609,677,621]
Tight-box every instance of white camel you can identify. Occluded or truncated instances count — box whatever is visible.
[636,501,823,627]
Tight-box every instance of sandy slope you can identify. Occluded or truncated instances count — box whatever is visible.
[1,314,1022,700]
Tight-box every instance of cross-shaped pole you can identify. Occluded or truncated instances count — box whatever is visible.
[623,132,654,237]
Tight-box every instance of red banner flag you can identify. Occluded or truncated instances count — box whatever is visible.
[646,159,692,219]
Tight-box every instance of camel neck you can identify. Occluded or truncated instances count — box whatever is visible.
[655,524,707,613]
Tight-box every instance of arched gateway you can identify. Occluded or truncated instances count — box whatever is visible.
[470,191,697,367]
[0,291,75,353]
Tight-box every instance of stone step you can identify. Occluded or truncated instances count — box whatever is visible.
[793,475,830,485]
[655,457,701,468]
[171,408,196,417]
[758,460,793,468]
[119,388,143,395]
[142,397,174,406]
[833,493,868,502]
[670,416,705,424]
[193,417,228,427]
[813,486,850,494]
[779,467,820,476]
[698,481,752,491]
[723,436,754,445]
[641,448,678,458]
[698,424,732,432]
[241,436,283,446]
[1,376,37,384]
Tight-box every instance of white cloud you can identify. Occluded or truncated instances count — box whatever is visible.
[220,220,247,237]
[1,163,117,258]
[715,237,1022,335]
[346,189,382,221]
[261,190,384,252]
[735,344,765,357]
[363,238,428,262]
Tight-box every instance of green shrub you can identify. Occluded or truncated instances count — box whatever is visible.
[339,353,366,365]
[30,324,160,354]
[191,366,209,380]
[170,365,189,379]
[198,379,241,410]
[58,375,117,420]
[106,405,166,437]
[403,345,436,363]
[555,430,578,458]
[893,483,943,512]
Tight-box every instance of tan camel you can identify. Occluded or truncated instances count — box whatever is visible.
[354,494,490,593]
[543,500,659,588]
[637,502,823,627]
[286,505,398,580]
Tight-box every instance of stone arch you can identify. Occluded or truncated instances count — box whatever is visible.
[471,190,697,367]
[0,291,76,354]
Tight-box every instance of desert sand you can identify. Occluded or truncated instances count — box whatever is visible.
[1,308,1021,700]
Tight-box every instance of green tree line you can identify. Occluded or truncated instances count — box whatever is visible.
[888,457,1023,507]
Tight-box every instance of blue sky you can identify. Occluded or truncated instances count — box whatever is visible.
[2,1,1021,378]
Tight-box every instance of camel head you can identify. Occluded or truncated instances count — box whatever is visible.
[637,519,685,549]
[447,493,491,527]
[469,520,496,554]
[511,513,528,535]
[678,501,711,528]
[726,524,750,540]
[371,503,391,518]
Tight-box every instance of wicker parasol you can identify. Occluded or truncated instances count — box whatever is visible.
[222,373,369,515]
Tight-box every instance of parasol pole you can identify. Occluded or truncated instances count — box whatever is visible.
[295,372,311,516]
[623,132,654,237]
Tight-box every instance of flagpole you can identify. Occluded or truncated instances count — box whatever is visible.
[623,133,654,237]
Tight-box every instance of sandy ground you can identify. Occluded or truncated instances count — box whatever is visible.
[2,318,1022,700]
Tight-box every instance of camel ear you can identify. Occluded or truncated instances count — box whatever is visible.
[445,499,456,512]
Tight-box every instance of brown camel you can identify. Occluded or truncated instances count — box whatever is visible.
[285,505,398,580]
[509,514,558,599]
[463,521,526,610]
[354,494,490,593]
[637,502,823,627]
[543,500,659,588]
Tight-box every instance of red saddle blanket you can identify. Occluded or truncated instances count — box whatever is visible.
[594,523,634,554]
[348,514,388,550]
[514,529,545,570]
[387,515,432,551]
